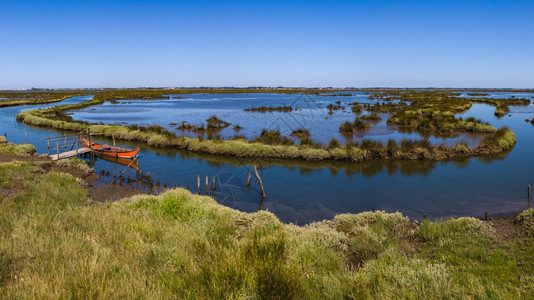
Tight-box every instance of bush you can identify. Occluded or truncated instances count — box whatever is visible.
[253,130,294,146]
[339,121,354,133]
[514,209,534,237]
[327,138,340,149]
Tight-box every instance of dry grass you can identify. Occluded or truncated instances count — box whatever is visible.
[0,160,533,298]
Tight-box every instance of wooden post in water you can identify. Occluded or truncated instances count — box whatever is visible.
[88,129,94,159]
[24,128,28,144]
[113,160,117,182]
[528,185,531,209]
[56,141,59,160]
[253,165,266,198]
[112,134,118,158]
[245,172,251,187]
[197,175,200,195]
[47,138,50,156]
[484,211,488,220]
[212,177,216,192]
[63,135,66,152]
[205,175,209,195]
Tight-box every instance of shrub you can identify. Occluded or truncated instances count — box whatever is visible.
[514,209,534,237]
[339,121,354,134]
[253,130,294,146]
[327,138,340,149]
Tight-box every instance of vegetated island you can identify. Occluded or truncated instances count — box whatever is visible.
[12,89,531,162]
[0,138,533,298]
[0,92,85,108]
[244,106,294,112]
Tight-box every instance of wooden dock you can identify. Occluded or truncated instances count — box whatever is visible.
[49,147,92,161]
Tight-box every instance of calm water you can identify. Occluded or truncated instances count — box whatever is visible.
[69,92,482,147]
[2,93,534,224]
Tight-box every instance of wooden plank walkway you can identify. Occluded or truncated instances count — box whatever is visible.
[49,147,92,161]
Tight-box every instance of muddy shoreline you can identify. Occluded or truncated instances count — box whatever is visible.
[0,152,145,202]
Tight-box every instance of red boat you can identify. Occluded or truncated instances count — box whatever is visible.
[80,137,140,159]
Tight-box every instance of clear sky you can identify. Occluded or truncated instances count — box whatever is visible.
[0,0,533,89]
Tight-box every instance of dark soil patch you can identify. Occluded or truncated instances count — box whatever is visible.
[89,182,144,202]
[0,153,146,202]
[0,154,48,163]
[486,217,524,239]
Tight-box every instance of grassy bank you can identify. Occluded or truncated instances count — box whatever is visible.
[0,137,36,156]
[0,159,533,298]
[0,92,88,108]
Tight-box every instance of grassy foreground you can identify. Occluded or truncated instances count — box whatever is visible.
[1,159,533,298]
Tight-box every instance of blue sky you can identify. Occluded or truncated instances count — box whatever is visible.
[1,0,533,88]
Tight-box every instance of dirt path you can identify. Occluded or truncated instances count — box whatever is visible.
[0,153,146,201]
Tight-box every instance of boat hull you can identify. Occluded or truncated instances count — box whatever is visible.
[80,138,140,159]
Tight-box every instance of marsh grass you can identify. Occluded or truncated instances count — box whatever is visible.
[1,161,532,298]
[0,141,36,156]
[351,103,363,113]
[327,138,341,149]
[253,130,294,146]
[290,128,310,138]
[244,106,293,112]
[16,90,521,162]
[0,93,85,108]
[477,127,516,150]
[339,118,370,134]
[359,113,382,121]
[515,209,534,237]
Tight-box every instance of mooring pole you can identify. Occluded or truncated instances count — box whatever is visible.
[205,175,209,195]
[89,129,94,159]
[113,134,117,158]
[253,165,266,198]
[245,172,251,187]
[197,175,200,195]
[528,185,531,209]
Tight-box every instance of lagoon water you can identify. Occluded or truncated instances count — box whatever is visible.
[2,93,534,224]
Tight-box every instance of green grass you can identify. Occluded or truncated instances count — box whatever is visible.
[0,142,36,156]
[0,93,85,108]
[244,106,293,112]
[0,161,532,298]
[515,209,534,237]
[351,103,363,113]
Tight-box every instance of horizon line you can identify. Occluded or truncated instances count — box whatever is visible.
[2,86,534,91]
